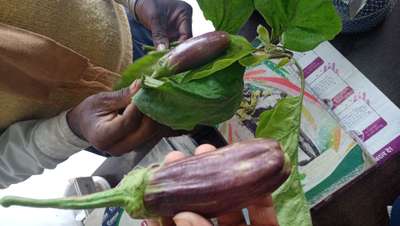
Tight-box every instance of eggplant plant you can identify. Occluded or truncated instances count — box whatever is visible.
[0,1,342,226]
[194,1,341,225]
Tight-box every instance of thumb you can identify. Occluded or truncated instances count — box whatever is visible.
[99,80,141,111]
[150,17,169,50]
[173,212,213,226]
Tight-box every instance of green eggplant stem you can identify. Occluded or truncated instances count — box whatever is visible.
[0,168,153,219]
[293,60,305,98]
[0,188,126,209]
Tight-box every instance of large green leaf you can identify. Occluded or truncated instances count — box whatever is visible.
[197,0,254,34]
[255,64,312,226]
[182,35,254,82]
[134,63,244,130]
[254,0,342,51]
[256,96,312,226]
[114,51,166,90]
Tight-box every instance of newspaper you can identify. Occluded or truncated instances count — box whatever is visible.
[218,41,400,206]
[294,42,400,163]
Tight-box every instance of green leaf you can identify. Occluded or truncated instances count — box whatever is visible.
[255,63,312,226]
[239,53,268,67]
[254,0,342,51]
[134,63,244,130]
[197,0,254,34]
[256,25,270,45]
[256,96,302,142]
[182,35,254,82]
[256,110,273,135]
[143,76,165,88]
[114,51,167,90]
[273,169,312,226]
[277,57,290,68]
[256,96,312,226]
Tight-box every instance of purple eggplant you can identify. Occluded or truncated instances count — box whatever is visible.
[153,31,230,78]
[0,139,290,219]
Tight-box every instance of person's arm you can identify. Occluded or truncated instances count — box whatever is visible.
[0,112,89,188]
[0,23,173,188]
[0,82,174,188]
[0,23,92,188]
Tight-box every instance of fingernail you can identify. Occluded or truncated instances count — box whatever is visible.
[130,80,141,93]
[157,43,167,51]
[140,220,148,226]
[173,217,192,226]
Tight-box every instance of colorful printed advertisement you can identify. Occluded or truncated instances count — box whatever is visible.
[294,42,400,163]
[218,56,375,206]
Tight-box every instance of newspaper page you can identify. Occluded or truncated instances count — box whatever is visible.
[294,42,400,163]
[218,41,400,206]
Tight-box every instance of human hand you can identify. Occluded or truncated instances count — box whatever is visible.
[129,0,193,50]
[143,144,280,226]
[67,81,174,156]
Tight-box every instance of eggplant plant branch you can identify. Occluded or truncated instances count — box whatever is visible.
[0,0,341,225]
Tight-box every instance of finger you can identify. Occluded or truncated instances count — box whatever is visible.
[194,144,216,155]
[144,217,176,226]
[85,100,144,150]
[177,18,193,43]
[111,80,143,131]
[176,2,193,42]
[99,102,143,142]
[160,217,175,226]
[217,210,245,226]
[105,117,161,155]
[173,212,213,226]
[150,15,169,50]
[129,79,142,94]
[104,77,143,129]
[218,195,276,226]
[250,194,274,206]
[247,206,278,226]
[164,151,187,164]
[120,101,143,130]
[143,219,160,226]
[96,80,141,112]
[248,195,279,226]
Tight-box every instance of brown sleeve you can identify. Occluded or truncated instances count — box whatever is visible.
[0,23,120,101]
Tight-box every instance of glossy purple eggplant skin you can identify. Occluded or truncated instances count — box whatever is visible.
[165,31,230,73]
[143,138,290,218]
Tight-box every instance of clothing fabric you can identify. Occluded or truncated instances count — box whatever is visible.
[0,0,135,132]
[0,0,138,188]
[390,196,400,226]
[127,13,154,60]
[0,111,90,188]
[0,0,133,73]
[0,23,121,132]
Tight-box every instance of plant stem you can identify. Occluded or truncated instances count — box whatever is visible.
[293,60,305,97]
[143,44,157,51]
[0,188,127,210]
[269,53,292,59]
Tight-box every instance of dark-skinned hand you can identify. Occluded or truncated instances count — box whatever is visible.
[67,81,175,156]
[128,0,193,50]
